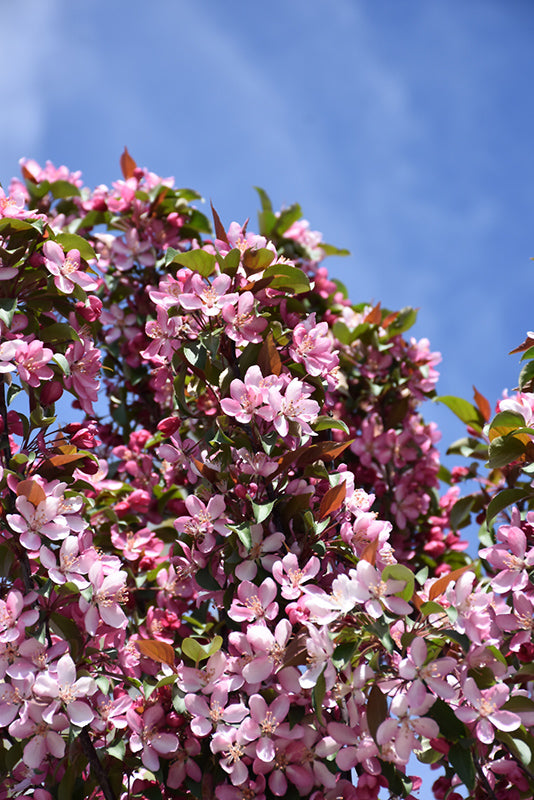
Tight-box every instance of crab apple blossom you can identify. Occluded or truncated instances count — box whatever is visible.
[33,653,97,726]
[41,241,98,294]
[126,704,179,770]
[3,153,534,800]
[455,678,521,744]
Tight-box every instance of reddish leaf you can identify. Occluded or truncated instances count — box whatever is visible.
[473,386,491,422]
[258,333,282,377]
[367,684,388,743]
[297,440,353,466]
[136,639,175,667]
[48,453,87,467]
[120,147,137,180]
[282,632,308,668]
[412,592,423,611]
[428,564,474,601]
[510,334,534,355]
[275,439,353,478]
[319,481,347,521]
[16,479,46,507]
[211,202,229,245]
[382,310,400,329]
[360,538,378,566]
[364,302,381,325]
[192,458,218,484]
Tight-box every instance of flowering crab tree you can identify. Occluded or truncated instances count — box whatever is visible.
[1,150,534,800]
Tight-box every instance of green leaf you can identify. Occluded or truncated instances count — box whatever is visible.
[449,495,475,530]
[107,739,126,760]
[50,180,81,199]
[419,600,448,617]
[332,641,356,670]
[386,306,418,336]
[0,298,17,327]
[242,247,276,272]
[51,353,71,376]
[274,203,302,235]
[195,567,221,592]
[252,500,275,524]
[485,487,532,529]
[378,762,412,797]
[434,395,484,430]
[448,743,475,790]
[519,359,534,390]
[312,415,350,435]
[320,243,350,257]
[166,248,216,277]
[55,232,96,261]
[218,248,241,277]
[381,564,414,601]
[181,637,209,663]
[0,217,39,233]
[489,410,528,439]
[40,322,80,344]
[487,434,526,468]
[262,262,310,294]
[231,523,252,550]
[311,668,326,723]
[441,629,470,652]
[254,186,273,213]
[503,695,534,713]
[497,730,534,770]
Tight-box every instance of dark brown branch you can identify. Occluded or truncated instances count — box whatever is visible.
[79,729,117,800]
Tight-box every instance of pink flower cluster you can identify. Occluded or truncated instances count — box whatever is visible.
[1,154,533,800]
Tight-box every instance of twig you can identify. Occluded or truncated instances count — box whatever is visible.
[79,729,117,800]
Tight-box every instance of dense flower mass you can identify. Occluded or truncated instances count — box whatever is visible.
[0,151,534,800]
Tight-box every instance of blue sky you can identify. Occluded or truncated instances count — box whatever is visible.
[2,0,534,532]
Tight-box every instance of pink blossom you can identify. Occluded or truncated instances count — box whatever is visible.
[127,704,179,771]
[290,313,338,378]
[178,273,238,317]
[398,637,458,701]
[272,553,320,600]
[174,494,229,553]
[8,702,68,769]
[228,578,279,623]
[14,340,54,388]
[0,590,39,644]
[267,378,320,437]
[111,228,155,271]
[222,291,267,346]
[376,685,438,764]
[33,653,97,726]
[39,536,92,587]
[64,337,101,414]
[299,624,336,690]
[343,561,412,619]
[78,562,128,635]
[141,306,186,361]
[480,516,534,593]
[41,241,98,294]
[211,724,251,785]
[185,686,248,737]
[7,494,70,550]
[241,693,290,763]
[220,366,274,424]
[167,735,203,788]
[327,718,379,773]
[231,619,291,684]
[455,678,521,744]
